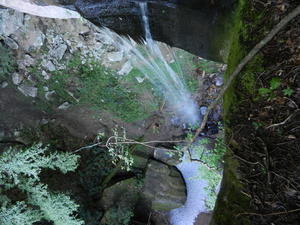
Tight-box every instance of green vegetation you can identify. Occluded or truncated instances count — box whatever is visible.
[0,144,83,225]
[283,87,294,97]
[258,77,281,100]
[31,54,158,122]
[193,126,226,210]
[0,43,15,79]
[102,204,134,225]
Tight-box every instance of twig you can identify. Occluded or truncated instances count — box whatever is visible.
[233,154,260,165]
[266,109,300,129]
[236,208,300,217]
[257,137,271,185]
[73,137,186,153]
[183,4,300,160]
[147,212,152,225]
[284,97,299,109]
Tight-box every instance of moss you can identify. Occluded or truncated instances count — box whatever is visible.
[30,54,159,122]
[223,0,271,122]
[211,152,251,225]
[212,0,275,223]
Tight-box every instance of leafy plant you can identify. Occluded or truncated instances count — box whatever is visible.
[258,77,281,100]
[283,87,294,97]
[0,144,83,225]
[106,127,134,171]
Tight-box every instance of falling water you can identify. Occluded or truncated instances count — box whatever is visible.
[99,3,213,224]
[99,2,199,124]
[138,3,213,225]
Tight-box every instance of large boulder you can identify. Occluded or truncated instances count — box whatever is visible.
[143,160,186,211]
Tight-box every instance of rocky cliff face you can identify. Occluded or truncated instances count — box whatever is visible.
[75,0,236,62]
[0,0,237,62]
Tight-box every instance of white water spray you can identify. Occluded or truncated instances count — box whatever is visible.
[100,2,199,124]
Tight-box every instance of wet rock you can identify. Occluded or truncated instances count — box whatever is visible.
[4,37,19,49]
[12,73,24,85]
[107,51,123,62]
[200,106,207,116]
[153,148,182,166]
[50,43,68,60]
[215,76,224,86]
[1,81,8,88]
[170,117,181,126]
[58,102,71,110]
[143,160,186,211]
[17,84,38,97]
[75,0,236,62]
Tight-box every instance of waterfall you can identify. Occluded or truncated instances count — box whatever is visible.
[99,3,212,224]
[99,2,199,124]
[138,3,212,225]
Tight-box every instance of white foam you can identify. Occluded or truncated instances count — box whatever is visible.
[169,161,209,225]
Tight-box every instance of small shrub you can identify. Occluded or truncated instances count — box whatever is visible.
[0,43,15,78]
[103,204,134,225]
[0,144,83,225]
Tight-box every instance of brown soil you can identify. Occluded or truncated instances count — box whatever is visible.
[227,1,300,224]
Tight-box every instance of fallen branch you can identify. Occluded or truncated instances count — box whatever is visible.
[236,208,300,218]
[266,109,300,129]
[183,4,300,160]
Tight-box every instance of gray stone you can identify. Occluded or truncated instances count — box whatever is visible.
[107,51,123,62]
[101,178,140,210]
[58,102,70,110]
[136,76,145,83]
[50,43,67,60]
[153,148,182,166]
[117,61,132,75]
[1,81,8,88]
[17,84,38,97]
[45,90,56,101]
[215,76,224,86]
[41,70,51,80]
[143,160,186,211]
[24,30,45,52]
[23,54,35,67]
[170,117,181,126]
[4,37,19,49]
[12,73,24,85]
[43,61,56,72]
[0,9,24,36]
[200,106,207,116]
